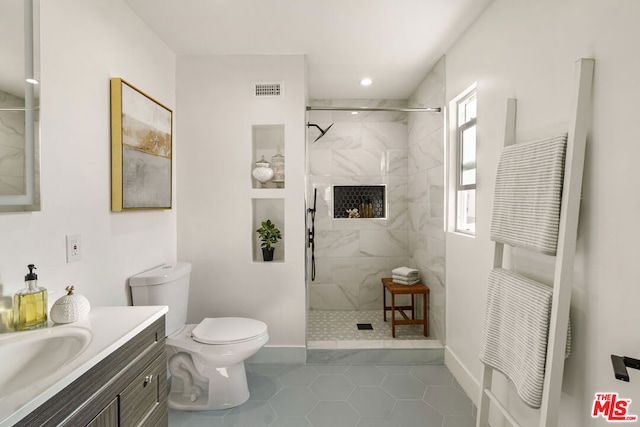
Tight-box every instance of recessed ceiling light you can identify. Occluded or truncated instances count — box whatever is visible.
[351,111,359,115]
[360,78,372,86]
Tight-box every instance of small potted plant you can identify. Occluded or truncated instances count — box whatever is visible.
[256,219,282,261]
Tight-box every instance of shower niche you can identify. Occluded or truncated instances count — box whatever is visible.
[333,185,386,219]
[252,124,285,189]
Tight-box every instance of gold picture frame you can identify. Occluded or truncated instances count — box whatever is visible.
[110,78,172,211]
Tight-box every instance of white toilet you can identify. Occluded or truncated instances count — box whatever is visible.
[129,263,269,411]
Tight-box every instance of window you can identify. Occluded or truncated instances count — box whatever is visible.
[451,86,477,235]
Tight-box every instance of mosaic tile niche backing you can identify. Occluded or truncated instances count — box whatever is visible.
[333,185,386,219]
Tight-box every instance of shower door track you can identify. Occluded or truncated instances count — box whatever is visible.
[306,106,441,113]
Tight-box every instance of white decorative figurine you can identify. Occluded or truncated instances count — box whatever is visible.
[50,286,91,324]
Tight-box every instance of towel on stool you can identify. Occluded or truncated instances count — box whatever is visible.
[392,275,420,285]
[391,267,419,278]
[479,268,571,408]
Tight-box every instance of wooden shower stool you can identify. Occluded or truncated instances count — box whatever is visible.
[381,278,429,338]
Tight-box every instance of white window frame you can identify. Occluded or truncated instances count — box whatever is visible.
[447,83,477,236]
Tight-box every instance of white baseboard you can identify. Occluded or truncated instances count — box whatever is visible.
[445,345,481,406]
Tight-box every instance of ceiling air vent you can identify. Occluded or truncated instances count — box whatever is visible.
[254,82,283,98]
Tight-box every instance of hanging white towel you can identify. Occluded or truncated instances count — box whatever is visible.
[479,268,571,409]
[391,267,419,278]
[392,275,420,286]
[490,134,567,255]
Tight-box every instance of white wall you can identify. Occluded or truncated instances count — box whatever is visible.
[176,55,307,349]
[444,1,640,425]
[0,0,177,315]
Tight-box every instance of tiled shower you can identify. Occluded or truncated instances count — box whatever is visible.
[305,55,446,345]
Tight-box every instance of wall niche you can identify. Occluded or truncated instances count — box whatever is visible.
[251,124,285,189]
[252,198,285,262]
[333,185,386,219]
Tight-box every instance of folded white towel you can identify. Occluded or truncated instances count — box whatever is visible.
[391,267,419,278]
[392,276,420,286]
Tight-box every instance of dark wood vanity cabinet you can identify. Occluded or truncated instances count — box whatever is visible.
[16,316,168,427]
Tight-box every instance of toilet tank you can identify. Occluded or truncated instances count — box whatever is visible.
[129,262,192,336]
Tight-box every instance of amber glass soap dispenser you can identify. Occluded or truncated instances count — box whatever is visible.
[13,264,48,330]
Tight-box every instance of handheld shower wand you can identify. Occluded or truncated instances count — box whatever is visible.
[307,188,317,281]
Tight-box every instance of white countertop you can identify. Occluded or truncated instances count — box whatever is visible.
[0,305,168,426]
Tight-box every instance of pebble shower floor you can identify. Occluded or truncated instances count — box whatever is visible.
[307,309,434,342]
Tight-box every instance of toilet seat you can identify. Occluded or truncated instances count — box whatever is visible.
[191,317,268,345]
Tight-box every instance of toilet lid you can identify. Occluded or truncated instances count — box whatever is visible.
[191,317,267,344]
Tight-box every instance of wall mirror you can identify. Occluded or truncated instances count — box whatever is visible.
[0,0,40,212]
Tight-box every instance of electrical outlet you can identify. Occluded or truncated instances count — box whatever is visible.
[66,234,81,263]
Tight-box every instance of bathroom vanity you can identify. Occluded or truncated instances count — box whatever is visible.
[0,306,168,427]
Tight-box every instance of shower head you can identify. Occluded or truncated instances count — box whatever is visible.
[307,122,334,142]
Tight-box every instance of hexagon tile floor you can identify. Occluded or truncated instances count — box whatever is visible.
[168,363,476,427]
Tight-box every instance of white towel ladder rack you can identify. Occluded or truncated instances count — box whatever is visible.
[476,58,594,427]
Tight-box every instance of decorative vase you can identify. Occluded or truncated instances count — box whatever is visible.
[271,146,285,187]
[252,156,274,187]
[262,247,274,261]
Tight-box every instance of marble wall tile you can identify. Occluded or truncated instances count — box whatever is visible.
[407,202,428,233]
[429,184,445,205]
[332,148,385,177]
[408,140,427,174]
[417,131,445,171]
[331,257,384,285]
[309,282,359,310]
[308,149,332,176]
[332,217,383,231]
[384,149,408,176]
[385,203,409,231]
[331,256,406,284]
[409,59,445,106]
[310,256,334,284]
[407,170,428,204]
[359,229,409,257]
[426,165,445,188]
[362,122,408,150]
[315,230,360,257]
[423,212,445,241]
[407,117,428,150]
[359,282,384,310]
[385,177,408,204]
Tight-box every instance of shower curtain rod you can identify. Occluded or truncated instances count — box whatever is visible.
[306,106,441,113]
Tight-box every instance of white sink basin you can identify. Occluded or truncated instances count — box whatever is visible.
[0,326,92,400]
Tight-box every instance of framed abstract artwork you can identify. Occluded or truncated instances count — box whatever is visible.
[110,78,172,211]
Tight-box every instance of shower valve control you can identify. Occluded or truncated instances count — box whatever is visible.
[308,228,314,247]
